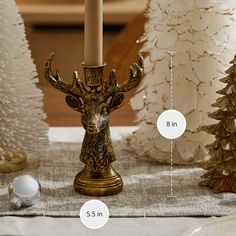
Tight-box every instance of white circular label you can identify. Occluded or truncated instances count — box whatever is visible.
[157,109,186,139]
[80,200,109,229]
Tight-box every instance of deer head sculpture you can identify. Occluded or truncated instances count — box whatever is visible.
[44,53,143,196]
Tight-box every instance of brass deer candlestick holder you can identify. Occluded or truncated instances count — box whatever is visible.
[44,53,143,196]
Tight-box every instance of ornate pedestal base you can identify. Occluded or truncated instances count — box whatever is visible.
[0,147,26,173]
[74,165,123,196]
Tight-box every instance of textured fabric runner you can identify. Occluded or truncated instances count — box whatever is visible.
[0,142,236,217]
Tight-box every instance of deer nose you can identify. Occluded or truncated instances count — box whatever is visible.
[87,124,98,134]
[88,124,95,129]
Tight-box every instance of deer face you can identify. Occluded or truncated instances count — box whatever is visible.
[81,102,109,135]
[66,93,125,135]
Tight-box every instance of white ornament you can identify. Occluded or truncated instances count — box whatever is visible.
[8,175,41,209]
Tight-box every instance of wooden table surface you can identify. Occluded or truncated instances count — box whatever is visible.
[39,14,146,126]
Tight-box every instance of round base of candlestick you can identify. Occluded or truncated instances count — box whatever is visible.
[74,165,123,196]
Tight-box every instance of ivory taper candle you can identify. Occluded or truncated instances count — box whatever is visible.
[84,0,103,66]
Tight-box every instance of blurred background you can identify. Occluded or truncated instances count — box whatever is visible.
[15,0,147,126]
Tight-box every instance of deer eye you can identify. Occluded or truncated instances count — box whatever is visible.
[102,107,107,113]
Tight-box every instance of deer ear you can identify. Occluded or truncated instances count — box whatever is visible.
[66,95,84,112]
[108,92,125,112]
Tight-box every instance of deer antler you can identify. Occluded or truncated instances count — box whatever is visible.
[102,53,144,113]
[44,53,87,97]
[104,53,144,98]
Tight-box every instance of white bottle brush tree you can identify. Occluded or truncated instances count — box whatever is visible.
[0,0,48,173]
[126,0,236,164]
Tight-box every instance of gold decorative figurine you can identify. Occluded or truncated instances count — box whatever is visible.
[45,53,143,196]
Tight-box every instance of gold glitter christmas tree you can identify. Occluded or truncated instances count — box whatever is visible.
[200,55,236,193]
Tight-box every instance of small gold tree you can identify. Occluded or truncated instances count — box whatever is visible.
[200,55,236,193]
